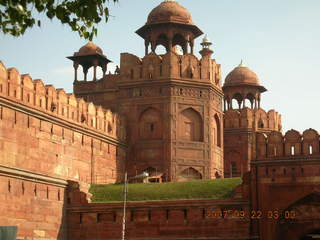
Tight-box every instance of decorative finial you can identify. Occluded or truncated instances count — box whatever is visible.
[200,34,212,49]
[238,59,245,67]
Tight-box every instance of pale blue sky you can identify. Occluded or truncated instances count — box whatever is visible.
[1,0,320,133]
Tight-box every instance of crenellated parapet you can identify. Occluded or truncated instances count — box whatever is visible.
[256,128,320,160]
[119,51,221,87]
[0,61,126,141]
[224,107,282,131]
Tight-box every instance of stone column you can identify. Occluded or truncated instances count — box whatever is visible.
[83,67,88,82]
[102,64,107,78]
[93,60,99,81]
[73,62,79,83]
[168,39,173,53]
[190,40,194,55]
[145,40,149,55]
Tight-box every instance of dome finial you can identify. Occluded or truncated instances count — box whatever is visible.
[200,34,212,49]
[238,59,245,67]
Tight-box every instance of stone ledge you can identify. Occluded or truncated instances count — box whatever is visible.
[0,164,68,188]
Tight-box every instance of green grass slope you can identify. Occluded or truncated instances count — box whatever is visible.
[90,178,242,203]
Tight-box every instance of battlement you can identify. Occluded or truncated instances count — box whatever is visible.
[256,128,320,160]
[119,51,221,87]
[0,61,126,141]
[224,108,282,131]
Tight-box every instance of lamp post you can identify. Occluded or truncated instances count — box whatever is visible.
[121,171,149,240]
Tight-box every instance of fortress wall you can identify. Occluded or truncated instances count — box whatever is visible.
[0,62,126,239]
[67,199,250,240]
[0,62,126,183]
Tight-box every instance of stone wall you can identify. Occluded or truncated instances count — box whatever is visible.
[67,199,251,240]
[0,167,68,240]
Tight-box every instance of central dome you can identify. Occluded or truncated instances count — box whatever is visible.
[147,0,193,25]
[224,64,260,87]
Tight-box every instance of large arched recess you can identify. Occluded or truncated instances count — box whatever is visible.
[139,107,163,140]
[178,108,203,142]
[276,192,320,240]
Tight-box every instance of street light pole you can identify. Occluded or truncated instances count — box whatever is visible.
[121,171,149,240]
[122,172,128,240]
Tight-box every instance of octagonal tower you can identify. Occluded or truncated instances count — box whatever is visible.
[72,0,224,182]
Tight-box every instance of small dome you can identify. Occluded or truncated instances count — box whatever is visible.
[147,0,193,25]
[76,42,103,56]
[224,62,261,87]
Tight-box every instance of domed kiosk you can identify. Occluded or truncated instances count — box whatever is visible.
[223,61,267,110]
[67,42,111,82]
[136,0,203,55]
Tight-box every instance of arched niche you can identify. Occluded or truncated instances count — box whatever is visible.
[178,108,203,142]
[224,150,241,177]
[302,129,319,155]
[178,167,202,182]
[267,131,284,157]
[213,114,221,147]
[139,107,163,140]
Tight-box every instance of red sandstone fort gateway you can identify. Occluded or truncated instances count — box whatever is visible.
[0,0,319,239]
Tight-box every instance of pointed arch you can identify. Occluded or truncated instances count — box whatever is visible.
[178,167,202,182]
[139,107,163,140]
[179,108,203,142]
[155,33,169,54]
[173,33,187,55]
[276,192,320,240]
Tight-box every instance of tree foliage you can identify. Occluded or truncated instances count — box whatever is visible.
[0,0,118,40]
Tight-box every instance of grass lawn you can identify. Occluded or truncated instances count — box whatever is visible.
[90,178,242,203]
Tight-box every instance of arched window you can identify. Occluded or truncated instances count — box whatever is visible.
[173,34,186,55]
[291,146,295,155]
[155,34,169,54]
[179,108,203,142]
[155,45,167,55]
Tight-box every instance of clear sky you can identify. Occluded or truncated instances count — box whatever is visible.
[1,0,320,133]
